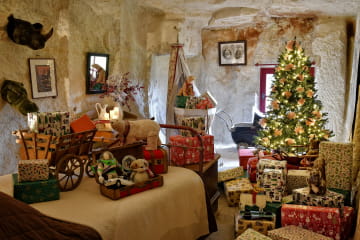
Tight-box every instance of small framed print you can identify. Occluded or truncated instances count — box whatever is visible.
[29,58,57,98]
[218,40,247,66]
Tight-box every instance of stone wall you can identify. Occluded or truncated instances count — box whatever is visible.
[0,0,168,175]
[183,16,353,146]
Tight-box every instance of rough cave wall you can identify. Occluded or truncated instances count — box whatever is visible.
[190,16,350,147]
[0,0,166,175]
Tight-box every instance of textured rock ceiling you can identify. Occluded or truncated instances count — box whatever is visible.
[138,0,360,26]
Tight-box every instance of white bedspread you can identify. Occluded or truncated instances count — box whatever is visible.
[0,166,209,240]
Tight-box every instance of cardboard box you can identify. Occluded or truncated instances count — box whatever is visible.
[18,159,49,182]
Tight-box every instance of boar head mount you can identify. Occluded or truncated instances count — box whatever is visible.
[6,14,53,50]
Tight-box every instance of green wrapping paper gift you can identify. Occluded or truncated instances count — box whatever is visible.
[13,173,60,204]
[319,142,354,191]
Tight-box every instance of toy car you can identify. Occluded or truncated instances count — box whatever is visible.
[103,177,134,188]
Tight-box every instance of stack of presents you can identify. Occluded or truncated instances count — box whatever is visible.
[219,141,356,240]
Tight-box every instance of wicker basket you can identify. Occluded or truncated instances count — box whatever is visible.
[99,175,163,200]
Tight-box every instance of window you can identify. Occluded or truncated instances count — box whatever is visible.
[259,67,315,113]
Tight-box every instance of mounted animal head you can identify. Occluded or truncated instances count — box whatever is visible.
[6,14,53,50]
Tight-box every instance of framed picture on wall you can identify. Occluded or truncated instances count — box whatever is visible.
[86,52,109,94]
[29,58,57,98]
[218,40,247,66]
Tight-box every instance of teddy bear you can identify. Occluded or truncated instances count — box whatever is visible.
[130,159,155,184]
[111,119,161,150]
[177,75,195,96]
[307,157,326,195]
[97,151,122,184]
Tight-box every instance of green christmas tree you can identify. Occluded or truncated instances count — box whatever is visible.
[255,39,333,155]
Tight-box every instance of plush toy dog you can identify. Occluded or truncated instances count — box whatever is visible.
[130,159,154,184]
[111,119,161,150]
[97,151,122,184]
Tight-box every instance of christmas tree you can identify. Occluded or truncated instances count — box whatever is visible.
[255,39,333,155]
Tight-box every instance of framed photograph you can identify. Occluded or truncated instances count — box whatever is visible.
[218,40,247,66]
[86,52,109,94]
[29,58,57,98]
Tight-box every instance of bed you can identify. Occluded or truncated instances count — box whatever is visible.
[0,166,213,240]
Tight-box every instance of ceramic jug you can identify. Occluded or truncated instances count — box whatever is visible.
[95,103,109,120]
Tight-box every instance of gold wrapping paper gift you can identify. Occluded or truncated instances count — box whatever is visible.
[224,178,253,206]
[235,211,276,237]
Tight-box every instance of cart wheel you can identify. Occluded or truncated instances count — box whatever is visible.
[85,160,95,178]
[55,154,84,191]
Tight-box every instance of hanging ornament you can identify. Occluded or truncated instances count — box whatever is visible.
[287,112,296,119]
[296,86,305,93]
[298,98,306,106]
[274,129,283,136]
[306,90,314,98]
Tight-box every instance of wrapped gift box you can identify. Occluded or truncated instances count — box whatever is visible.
[13,173,60,204]
[169,135,214,166]
[18,159,49,182]
[28,111,70,136]
[143,147,168,174]
[179,116,206,136]
[239,148,255,170]
[264,201,282,228]
[328,188,351,206]
[70,114,96,133]
[281,204,354,240]
[256,159,287,184]
[235,211,276,237]
[262,169,286,202]
[224,178,253,206]
[319,142,354,191]
[235,228,272,240]
[239,191,267,211]
[292,187,344,209]
[218,166,244,182]
[286,169,310,194]
[268,225,332,240]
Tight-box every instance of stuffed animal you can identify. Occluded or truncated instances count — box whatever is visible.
[111,119,161,150]
[7,14,53,50]
[177,75,195,96]
[97,151,122,184]
[1,79,39,115]
[307,157,326,195]
[130,159,154,184]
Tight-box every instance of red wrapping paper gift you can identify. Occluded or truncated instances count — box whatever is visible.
[169,135,214,165]
[281,204,354,240]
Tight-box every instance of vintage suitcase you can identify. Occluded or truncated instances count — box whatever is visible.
[99,175,163,200]
[13,173,60,204]
[143,147,168,174]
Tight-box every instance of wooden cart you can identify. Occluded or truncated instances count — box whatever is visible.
[15,129,97,192]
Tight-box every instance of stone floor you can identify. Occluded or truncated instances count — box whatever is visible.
[204,144,357,240]
[204,144,241,240]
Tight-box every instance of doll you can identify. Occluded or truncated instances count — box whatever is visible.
[97,151,122,184]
